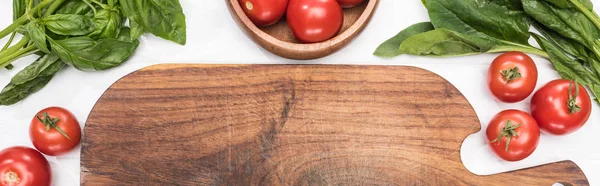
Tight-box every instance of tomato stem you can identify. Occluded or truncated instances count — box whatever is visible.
[491,120,520,152]
[568,81,582,114]
[36,112,71,140]
[500,67,522,84]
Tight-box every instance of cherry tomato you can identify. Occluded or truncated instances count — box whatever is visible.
[30,107,81,156]
[487,52,538,103]
[486,109,540,161]
[238,0,288,26]
[337,0,365,8]
[0,146,51,186]
[530,79,591,135]
[287,0,343,43]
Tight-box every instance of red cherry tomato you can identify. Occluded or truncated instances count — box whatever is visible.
[238,0,288,26]
[337,0,365,8]
[487,51,538,103]
[30,107,81,156]
[486,109,540,161]
[0,146,51,186]
[530,79,591,135]
[287,0,343,43]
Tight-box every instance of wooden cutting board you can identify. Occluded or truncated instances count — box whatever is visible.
[81,64,588,185]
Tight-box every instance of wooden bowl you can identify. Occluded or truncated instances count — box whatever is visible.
[226,0,379,60]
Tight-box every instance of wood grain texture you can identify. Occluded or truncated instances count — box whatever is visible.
[82,65,588,185]
[226,0,378,60]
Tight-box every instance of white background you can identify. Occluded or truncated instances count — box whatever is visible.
[1,0,599,185]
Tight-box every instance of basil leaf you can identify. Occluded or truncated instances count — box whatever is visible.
[11,54,62,85]
[13,0,25,21]
[0,55,64,106]
[56,0,93,15]
[42,14,96,36]
[117,27,140,44]
[89,9,123,39]
[398,28,486,57]
[532,33,597,85]
[374,22,434,57]
[523,0,600,50]
[426,0,531,45]
[129,19,145,40]
[120,0,187,45]
[27,21,51,54]
[49,36,139,71]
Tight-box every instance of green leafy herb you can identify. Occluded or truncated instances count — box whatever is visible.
[128,19,145,40]
[13,0,26,21]
[532,33,598,85]
[398,28,486,57]
[374,22,434,57]
[0,0,186,105]
[88,9,123,39]
[0,55,64,106]
[26,20,50,54]
[56,0,93,15]
[42,14,96,36]
[426,0,531,45]
[120,0,187,45]
[49,36,138,71]
[523,0,600,52]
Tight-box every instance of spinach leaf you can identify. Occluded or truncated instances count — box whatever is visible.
[398,28,486,57]
[13,0,25,21]
[0,55,64,106]
[88,9,123,39]
[490,0,523,10]
[532,33,598,85]
[426,0,531,45]
[129,19,145,40]
[523,0,600,50]
[533,21,593,61]
[49,36,139,71]
[11,54,62,85]
[42,14,96,36]
[120,0,187,45]
[374,22,434,57]
[543,0,593,10]
[26,20,51,54]
[56,0,93,16]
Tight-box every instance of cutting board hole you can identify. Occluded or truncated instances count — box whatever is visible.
[554,182,573,186]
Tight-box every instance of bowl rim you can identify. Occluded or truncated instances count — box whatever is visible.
[228,0,379,53]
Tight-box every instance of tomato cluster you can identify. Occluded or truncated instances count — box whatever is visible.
[239,0,366,43]
[485,52,592,161]
[0,107,81,186]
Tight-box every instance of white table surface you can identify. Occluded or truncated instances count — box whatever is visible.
[1,0,599,185]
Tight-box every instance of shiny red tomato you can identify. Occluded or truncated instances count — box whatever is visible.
[487,52,538,103]
[530,79,591,135]
[287,0,343,43]
[238,0,288,26]
[337,0,365,8]
[30,107,81,156]
[0,146,51,186]
[486,109,540,161]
